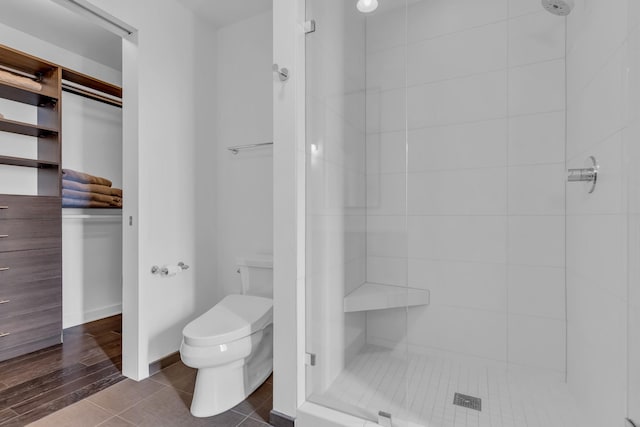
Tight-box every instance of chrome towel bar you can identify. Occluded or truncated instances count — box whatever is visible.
[227,142,273,155]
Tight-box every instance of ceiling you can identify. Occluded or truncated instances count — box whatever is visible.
[0,0,272,72]
[176,0,272,28]
[0,0,122,70]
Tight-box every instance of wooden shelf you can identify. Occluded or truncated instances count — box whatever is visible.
[0,117,58,137]
[0,155,58,169]
[344,283,430,313]
[0,44,56,76]
[62,208,123,220]
[62,68,122,99]
[0,82,57,106]
[0,44,59,100]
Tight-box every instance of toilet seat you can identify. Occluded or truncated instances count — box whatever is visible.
[183,294,272,347]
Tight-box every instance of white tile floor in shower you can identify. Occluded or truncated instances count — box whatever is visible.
[309,345,593,427]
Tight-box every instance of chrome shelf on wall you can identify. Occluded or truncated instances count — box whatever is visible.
[226,142,273,155]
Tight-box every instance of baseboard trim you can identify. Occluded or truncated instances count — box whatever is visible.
[63,303,122,329]
[148,351,181,376]
[270,410,295,427]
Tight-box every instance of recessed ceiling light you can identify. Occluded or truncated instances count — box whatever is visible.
[357,0,379,13]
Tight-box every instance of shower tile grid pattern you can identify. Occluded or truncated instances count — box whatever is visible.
[310,345,593,427]
[26,362,272,427]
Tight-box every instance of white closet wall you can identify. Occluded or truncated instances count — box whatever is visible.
[62,92,123,327]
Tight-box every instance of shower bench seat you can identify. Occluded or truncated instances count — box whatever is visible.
[343,282,430,313]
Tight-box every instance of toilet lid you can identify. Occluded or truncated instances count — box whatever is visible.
[182,294,273,347]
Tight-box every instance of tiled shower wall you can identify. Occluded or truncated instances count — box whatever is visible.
[365,0,567,373]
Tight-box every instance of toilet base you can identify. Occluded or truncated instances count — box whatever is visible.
[182,325,274,418]
[190,360,245,417]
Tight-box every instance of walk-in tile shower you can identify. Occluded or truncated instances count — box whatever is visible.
[303,0,640,426]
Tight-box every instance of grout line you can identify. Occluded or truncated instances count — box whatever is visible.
[368,161,566,176]
[367,56,565,97]
[367,108,566,136]
[234,413,252,426]
[367,9,548,57]
[563,9,570,385]
[94,415,128,427]
[506,0,512,374]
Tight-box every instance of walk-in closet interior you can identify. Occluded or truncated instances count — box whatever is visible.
[0,0,123,361]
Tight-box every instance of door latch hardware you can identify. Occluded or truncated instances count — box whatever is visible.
[305,353,316,366]
[304,20,316,34]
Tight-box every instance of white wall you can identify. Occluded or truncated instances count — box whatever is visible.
[193,16,219,325]
[85,0,219,378]
[215,11,274,301]
[566,1,634,425]
[364,0,567,373]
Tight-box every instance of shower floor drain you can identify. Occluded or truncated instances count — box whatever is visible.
[453,393,482,411]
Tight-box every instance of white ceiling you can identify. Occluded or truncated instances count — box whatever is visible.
[0,0,122,71]
[0,0,272,72]
[176,0,272,28]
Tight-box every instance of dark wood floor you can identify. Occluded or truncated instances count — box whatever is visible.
[0,314,124,426]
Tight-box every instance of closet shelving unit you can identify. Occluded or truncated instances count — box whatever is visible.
[0,45,63,362]
[0,44,62,196]
[0,43,123,362]
[0,45,124,190]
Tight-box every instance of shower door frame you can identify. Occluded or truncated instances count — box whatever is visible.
[272,0,310,420]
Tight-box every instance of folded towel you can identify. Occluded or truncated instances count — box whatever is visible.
[62,169,112,187]
[0,69,43,92]
[63,179,105,193]
[62,188,118,205]
[62,198,112,209]
[62,179,122,197]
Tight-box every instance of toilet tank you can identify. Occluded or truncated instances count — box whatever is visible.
[236,255,273,298]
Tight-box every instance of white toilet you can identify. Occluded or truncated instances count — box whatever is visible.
[180,255,273,417]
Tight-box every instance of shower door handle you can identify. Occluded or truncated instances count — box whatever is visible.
[567,156,598,193]
[567,168,596,182]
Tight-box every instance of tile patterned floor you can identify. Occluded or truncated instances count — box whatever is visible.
[310,345,593,427]
[27,362,273,427]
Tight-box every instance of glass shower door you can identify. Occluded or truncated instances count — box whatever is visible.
[627,14,640,426]
[304,0,411,424]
